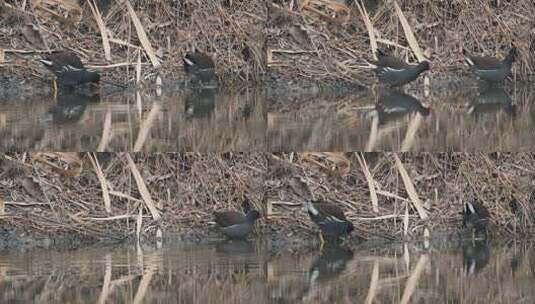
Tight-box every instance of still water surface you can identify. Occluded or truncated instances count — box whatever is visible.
[1,85,534,151]
[0,240,533,303]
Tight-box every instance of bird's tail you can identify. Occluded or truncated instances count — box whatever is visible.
[465,201,476,215]
[462,49,475,67]
[302,200,318,215]
[39,59,54,67]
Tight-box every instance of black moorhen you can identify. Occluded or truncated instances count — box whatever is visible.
[183,51,217,85]
[39,51,100,88]
[369,49,431,87]
[289,177,354,248]
[463,201,491,238]
[303,199,354,249]
[463,46,517,83]
[213,200,261,239]
[376,90,431,125]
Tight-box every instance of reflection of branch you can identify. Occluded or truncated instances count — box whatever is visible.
[134,103,162,151]
[400,254,429,304]
[369,118,410,150]
[97,109,112,152]
[110,275,139,289]
[401,113,422,151]
[97,254,112,304]
[133,264,157,304]
[365,114,379,152]
[365,260,379,304]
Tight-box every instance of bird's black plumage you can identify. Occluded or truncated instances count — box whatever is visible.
[303,200,354,240]
[463,46,517,83]
[463,201,491,235]
[213,208,261,239]
[39,51,100,86]
[369,49,431,86]
[183,52,215,72]
[183,51,217,85]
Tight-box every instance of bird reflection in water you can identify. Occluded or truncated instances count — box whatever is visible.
[462,241,490,275]
[303,245,354,301]
[269,245,354,304]
[375,89,432,126]
[308,245,354,287]
[466,86,515,118]
[48,92,100,124]
[184,88,216,119]
[215,240,255,255]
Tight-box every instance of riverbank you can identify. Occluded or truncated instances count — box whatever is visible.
[1,1,534,87]
[1,153,534,249]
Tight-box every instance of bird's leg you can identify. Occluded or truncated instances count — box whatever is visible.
[319,231,325,251]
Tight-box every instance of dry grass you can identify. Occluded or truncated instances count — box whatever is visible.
[1,152,535,241]
[266,152,535,240]
[0,0,534,86]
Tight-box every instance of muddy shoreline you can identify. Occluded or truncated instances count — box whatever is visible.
[1,69,533,100]
[0,222,464,252]
[0,222,522,255]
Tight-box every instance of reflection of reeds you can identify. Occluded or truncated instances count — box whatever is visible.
[364,260,379,304]
[133,263,156,304]
[268,86,535,151]
[133,102,161,151]
[400,254,428,304]
[3,242,534,303]
[400,113,423,152]
[97,109,112,151]
[1,86,534,151]
[96,254,112,304]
